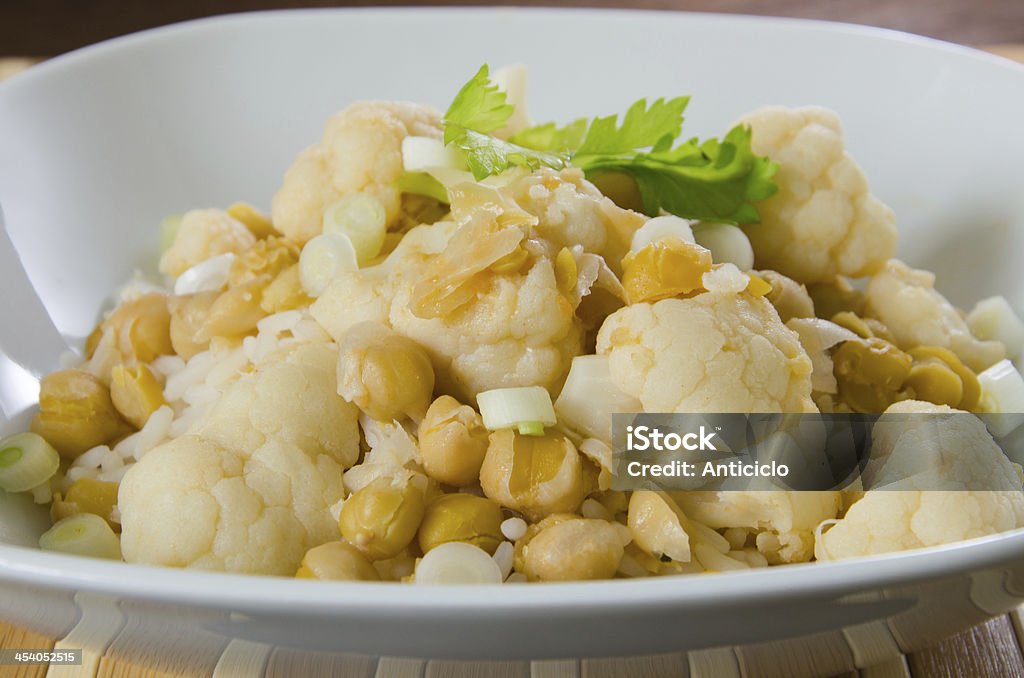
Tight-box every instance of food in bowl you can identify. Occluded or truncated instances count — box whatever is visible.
[2,65,1023,584]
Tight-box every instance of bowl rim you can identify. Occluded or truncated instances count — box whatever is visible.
[2,6,1024,614]
[1,529,1023,614]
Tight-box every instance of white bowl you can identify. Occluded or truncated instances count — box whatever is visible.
[1,7,1023,664]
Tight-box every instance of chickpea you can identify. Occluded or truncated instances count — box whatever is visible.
[418,396,489,486]
[417,493,504,555]
[521,518,624,581]
[260,265,311,314]
[30,369,130,459]
[757,269,814,322]
[339,480,425,560]
[103,293,174,364]
[195,278,268,342]
[904,361,963,408]
[807,276,865,320]
[621,238,712,304]
[337,322,435,423]
[833,338,912,413]
[50,478,120,530]
[479,429,585,521]
[110,364,165,429]
[907,346,981,411]
[168,291,219,359]
[295,541,380,581]
[511,513,573,575]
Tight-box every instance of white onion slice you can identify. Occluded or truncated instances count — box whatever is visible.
[630,215,695,253]
[414,542,503,584]
[173,253,234,295]
[692,222,755,271]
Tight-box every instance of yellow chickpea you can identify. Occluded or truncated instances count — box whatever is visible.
[103,293,174,364]
[30,369,130,459]
[621,238,712,304]
[521,518,625,582]
[417,493,504,555]
[109,364,165,429]
[50,478,120,530]
[479,429,584,521]
[418,396,489,486]
[168,290,219,359]
[295,541,380,581]
[337,322,435,423]
[339,480,425,561]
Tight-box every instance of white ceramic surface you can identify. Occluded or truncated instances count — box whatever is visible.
[1,7,1023,662]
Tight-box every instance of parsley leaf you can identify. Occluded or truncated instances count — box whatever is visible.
[443,65,515,144]
[447,126,568,181]
[509,117,589,152]
[440,65,778,223]
[577,126,779,222]
[575,97,690,155]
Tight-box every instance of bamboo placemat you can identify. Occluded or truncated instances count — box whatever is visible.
[3,45,1024,678]
[1,611,1024,677]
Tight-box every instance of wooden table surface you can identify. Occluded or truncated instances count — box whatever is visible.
[2,30,1024,678]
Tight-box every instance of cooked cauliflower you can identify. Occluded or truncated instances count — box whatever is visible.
[504,168,645,272]
[312,176,616,401]
[738,106,896,283]
[118,343,360,575]
[675,491,841,564]
[864,259,1004,372]
[159,208,256,277]
[271,101,442,244]
[596,284,816,413]
[816,400,1024,560]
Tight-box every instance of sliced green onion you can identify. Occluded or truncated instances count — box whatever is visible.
[967,296,1024,361]
[978,359,1024,437]
[159,214,183,253]
[321,194,387,264]
[692,222,755,271]
[630,215,694,253]
[516,421,545,437]
[395,172,450,204]
[553,355,641,444]
[0,433,60,493]
[39,514,122,561]
[477,386,556,434]
[299,232,359,298]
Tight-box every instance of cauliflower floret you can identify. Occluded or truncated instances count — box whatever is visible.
[504,168,644,272]
[596,286,816,413]
[675,491,841,564]
[391,256,582,399]
[816,400,1024,560]
[271,101,442,244]
[313,176,611,401]
[865,259,1004,372]
[118,343,360,575]
[737,106,896,283]
[159,208,257,277]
